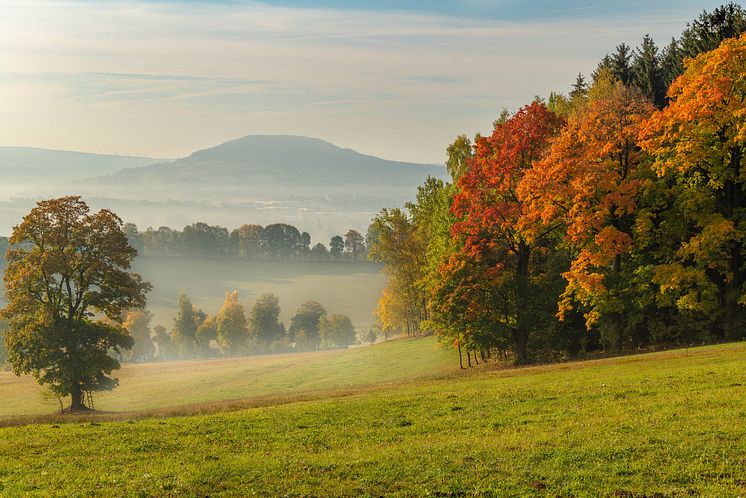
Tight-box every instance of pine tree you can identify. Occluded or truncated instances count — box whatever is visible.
[592,55,613,82]
[610,43,633,84]
[632,35,665,108]
[569,72,588,99]
[660,38,683,93]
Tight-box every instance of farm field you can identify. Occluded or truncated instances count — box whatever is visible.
[132,257,386,331]
[0,341,744,496]
[0,337,456,419]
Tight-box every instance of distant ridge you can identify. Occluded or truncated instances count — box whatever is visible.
[0,136,448,240]
[0,146,162,182]
[110,135,446,187]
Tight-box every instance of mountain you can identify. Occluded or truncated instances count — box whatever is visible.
[0,136,448,240]
[107,135,446,190]
[0,147,161,184]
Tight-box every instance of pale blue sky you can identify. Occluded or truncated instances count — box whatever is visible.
[0,0,728,163]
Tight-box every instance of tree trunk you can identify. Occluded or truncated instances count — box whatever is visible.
[514,242,531,365]
[467,351,472,367]
[458,343,464,369]
[513,328,529,365]
[70,383,86,411]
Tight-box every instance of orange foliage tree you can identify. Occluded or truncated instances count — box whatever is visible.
[444,102,564,364]
[518,74,655,349]
[639,33,746,337]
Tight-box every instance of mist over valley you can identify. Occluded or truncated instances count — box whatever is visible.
[1,2,745,495]
[0,135,447,242]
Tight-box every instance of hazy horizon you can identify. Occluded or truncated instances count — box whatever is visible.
[0,0,729,165]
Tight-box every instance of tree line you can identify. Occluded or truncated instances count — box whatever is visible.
[126,222,370,262]
[370,5,746,366]
[0,197,370,411]
[120,291,363,362]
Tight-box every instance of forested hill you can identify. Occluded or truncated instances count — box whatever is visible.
[106,135,446,188]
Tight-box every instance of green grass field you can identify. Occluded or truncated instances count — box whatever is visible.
[0,337,455,419]
[133,257,386,331]
[0,340,744,496]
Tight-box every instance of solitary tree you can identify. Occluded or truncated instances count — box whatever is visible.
[1,196,151,411]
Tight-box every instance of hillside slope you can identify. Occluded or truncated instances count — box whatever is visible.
[0,342,743,496]
[0,336,456,418]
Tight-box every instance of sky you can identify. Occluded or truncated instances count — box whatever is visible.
[0,0,729,164]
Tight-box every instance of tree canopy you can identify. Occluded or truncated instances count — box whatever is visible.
[1,196,151,410]
[371,17,746,366]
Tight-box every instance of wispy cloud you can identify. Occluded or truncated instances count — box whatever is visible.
[0,0,727,162]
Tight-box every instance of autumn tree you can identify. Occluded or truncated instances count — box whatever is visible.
[639,33,746,339]
[216,290,249,355]
[519,73,655,350]
[449,102,564,364]
[123,310,154,362]
[172,292,198,358]
[368,207,427,335]
[1,196,151,411]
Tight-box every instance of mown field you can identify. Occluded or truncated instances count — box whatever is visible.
[0,337,455,419]
[0,340,744,496]
[133,257,386,331]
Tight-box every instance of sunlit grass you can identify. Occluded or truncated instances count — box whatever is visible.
[0,336,456,419]
[0,341,744,496]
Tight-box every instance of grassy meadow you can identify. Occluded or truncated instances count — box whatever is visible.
[0,337,455,419]
[133,257,386,331]
[0,340,744,496]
